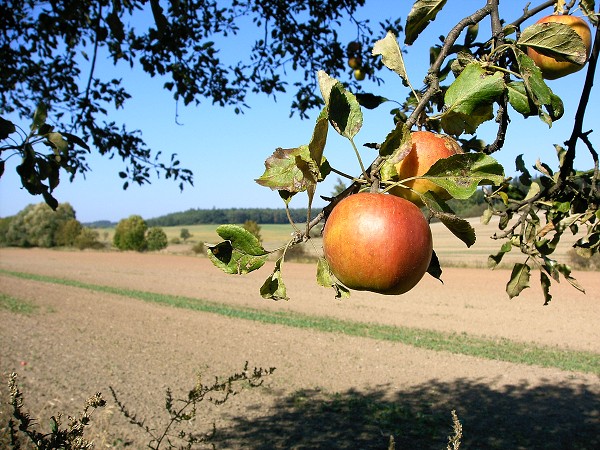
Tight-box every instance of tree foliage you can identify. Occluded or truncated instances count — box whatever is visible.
[1,202,103,249]
[113,215,148,251]
[4,202,77,247]
[0,0,402,208]
[209,0,600,304]
[146,226,169,251]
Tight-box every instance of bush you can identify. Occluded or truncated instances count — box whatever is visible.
[75,228,104,250]
[243,220,262,244]
[113,215,148,251]
[4,202,77,247]
[146,227,168,251]
[567,248,600,270]
[191,241,205,254]
[278,242,317,263]
[170,237,182,244]
[56,218,84,247]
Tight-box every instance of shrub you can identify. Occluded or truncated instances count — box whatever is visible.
[146,227,168,251]
[567,248,600,270]
[56,218,84,247]
[279,242,317,263]
[4,202,77,247]
[75,228,104,250]
[243,220,262,244]
[170,237,182,244]
[113,215,148,251]
[191,241,205,254]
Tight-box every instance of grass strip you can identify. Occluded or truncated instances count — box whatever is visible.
[0,292,39,314]
[1,269,599,375]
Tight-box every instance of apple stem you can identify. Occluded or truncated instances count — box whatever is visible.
[350,138,369,181]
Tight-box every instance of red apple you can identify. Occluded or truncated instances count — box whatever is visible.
[526,15,592,80]
[389,130,463,207]
[322,192,433,295]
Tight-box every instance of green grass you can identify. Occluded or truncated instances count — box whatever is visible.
[1,269,599,375]
[0,292,39,314]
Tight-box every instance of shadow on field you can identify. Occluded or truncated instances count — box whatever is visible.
[214,378,600,449]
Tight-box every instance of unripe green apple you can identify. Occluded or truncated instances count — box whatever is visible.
[388,130,463,207]
[354,69,366,81]
[526,15,592,80]
[322,193,433,295]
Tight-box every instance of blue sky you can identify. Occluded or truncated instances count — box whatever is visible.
[1,1,598,223]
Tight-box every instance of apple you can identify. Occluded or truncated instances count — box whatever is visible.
[388,130,463,207]
[526,15,592,80]
[348,56,362,70]
[354,69,366,81]
[322,192,433,295]
[346,41,362,55]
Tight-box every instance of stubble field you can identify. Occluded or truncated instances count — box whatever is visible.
[1,227,599,448]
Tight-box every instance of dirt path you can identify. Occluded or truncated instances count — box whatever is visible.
[1,248,599,449]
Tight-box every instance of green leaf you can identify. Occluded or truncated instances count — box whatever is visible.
[507,81,533,116]
[481,207,493,225]
[31,103,47,132]
[405,0,448,45]
[379,124,412,183]
[515,154,532,186]
[46,132,68,153]
[317,70,338,106]
[421,153,505,200]
[373,31,410,84]
[440,63,505,135]
[260,258,288,301]
[518,21,588,65]
[506,263,531,299]
[256,146,321,195]
[556,264,585,293]
[0,117,16,139]
[540,271,552,305]
[513,49,564,125]
[427,250,443,282]
[515,49,551,102]
[379,122,411,159]
[421,191,476,248]
[316,257,351,299]
[62,132,90,151]
[308,109,329,167]
[355,93,389,110]
[207,225,268,275]
[488,241,512,268]
[328,83,363,139]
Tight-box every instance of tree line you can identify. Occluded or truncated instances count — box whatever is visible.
[145,207,314,227]
[144,192,488,228]
[0,203,168,252]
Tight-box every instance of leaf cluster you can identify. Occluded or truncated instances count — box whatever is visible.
[208,0,599,303]
[0,0,405,204]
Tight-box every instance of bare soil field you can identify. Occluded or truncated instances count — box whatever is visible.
[1,248,599,449]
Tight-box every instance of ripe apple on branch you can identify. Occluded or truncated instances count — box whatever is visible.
[208,0,599,305]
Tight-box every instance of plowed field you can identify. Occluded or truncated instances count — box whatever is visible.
[1,248,599,449]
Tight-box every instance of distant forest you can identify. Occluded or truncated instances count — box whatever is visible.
[145,208,313,227]
[85,190,488,228]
